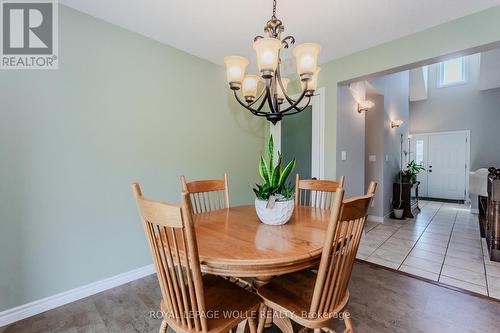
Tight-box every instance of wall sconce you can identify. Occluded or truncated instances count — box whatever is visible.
[357,100,374,113]
[391,119,404,128]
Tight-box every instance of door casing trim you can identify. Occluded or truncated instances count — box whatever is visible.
[270,87,326,179]
[410,129,470,203]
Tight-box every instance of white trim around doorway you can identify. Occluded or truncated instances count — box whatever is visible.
[270,87,326,179]
[410,129,471,203]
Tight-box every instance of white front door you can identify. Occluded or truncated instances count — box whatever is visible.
[411,131,469,201]
[412,134,428,197]
[427,132,467,200]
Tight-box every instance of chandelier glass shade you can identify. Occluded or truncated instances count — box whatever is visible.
[223,0,321,124]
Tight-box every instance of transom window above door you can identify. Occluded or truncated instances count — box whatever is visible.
[438,56,468,87]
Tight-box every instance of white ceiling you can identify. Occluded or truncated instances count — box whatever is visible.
[61,0,500,67]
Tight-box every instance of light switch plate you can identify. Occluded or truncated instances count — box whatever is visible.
[341,151,347,161]
[385,155,389,161]
[369,155,376,162]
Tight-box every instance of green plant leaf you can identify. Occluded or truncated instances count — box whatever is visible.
[278,158,296,188]
[259,155,270,183]
[280,184,294,199]
[253,187,262,199]
[268,135,274,169]
[270,153,282,188]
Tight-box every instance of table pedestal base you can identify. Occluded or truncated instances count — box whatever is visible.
[254,277,293,333]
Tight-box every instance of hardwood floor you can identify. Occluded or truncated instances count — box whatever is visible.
[2,262,500,333]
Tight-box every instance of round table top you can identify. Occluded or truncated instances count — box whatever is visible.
[193,204,330,277]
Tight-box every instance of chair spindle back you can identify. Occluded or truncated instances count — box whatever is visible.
[133,184,208,333]
[309,181,377,317]
[181,174,230,214]
[295,174,346,209]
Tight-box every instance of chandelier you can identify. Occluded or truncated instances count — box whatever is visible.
[223,0,321,124]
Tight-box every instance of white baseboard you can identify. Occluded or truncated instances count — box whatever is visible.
[368,215,384,222]
[368,211,393,223]
[0,264,155,327]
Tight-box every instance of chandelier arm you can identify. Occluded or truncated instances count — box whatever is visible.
[265,80,278,113]
[280,81,298,106]
[281,35,295,48]
[255,89,269,112]
[275,64,298,105]
[279,82,309,113]
[282,96,312,116]
[233,91,268,117]
[247,88,266,108]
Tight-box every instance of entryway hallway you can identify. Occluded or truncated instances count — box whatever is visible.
[358,201,500,299]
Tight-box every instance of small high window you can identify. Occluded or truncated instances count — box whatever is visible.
[438,56,468,87]
[415,140,424,166]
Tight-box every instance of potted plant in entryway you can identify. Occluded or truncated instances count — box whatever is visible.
[401,160,425,184]
[253,135,296,225]
[392,199,405,219]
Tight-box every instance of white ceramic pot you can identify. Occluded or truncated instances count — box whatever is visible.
[255,198,295,225]
[393,209,404,219]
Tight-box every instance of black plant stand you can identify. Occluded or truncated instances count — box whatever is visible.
[393,182,420,218]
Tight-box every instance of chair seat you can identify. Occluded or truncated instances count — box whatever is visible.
[257,270,316,317]
[162,274,261,333]
[257,270,349,328]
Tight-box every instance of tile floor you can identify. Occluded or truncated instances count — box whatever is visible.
[357,200,500,299]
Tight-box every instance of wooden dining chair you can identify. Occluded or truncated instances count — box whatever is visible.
[132,183,261,333]
[258,182,377,333]
[295,174,346,209]
[181,174,230,214]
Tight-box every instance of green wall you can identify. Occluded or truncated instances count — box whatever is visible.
[320,5,500,180]
[3,3,500,313]
[0,6,264,311]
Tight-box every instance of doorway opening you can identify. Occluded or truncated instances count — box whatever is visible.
[335,42,500,300]
[271,87,325,180]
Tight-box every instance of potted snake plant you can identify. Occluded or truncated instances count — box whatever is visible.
[253,135,296,225]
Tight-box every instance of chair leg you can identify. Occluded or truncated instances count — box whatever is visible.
[273,314,293,333]
[248,317,258,333]
[256,304,269,333]
[236,319,249,333]
[159,319,168,333]
[343,311,354,333]
[321,327,337,333]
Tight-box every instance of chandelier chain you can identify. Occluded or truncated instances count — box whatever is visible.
[272,0,277,19]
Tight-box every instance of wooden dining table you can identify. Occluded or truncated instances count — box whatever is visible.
[192,204,332,333]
